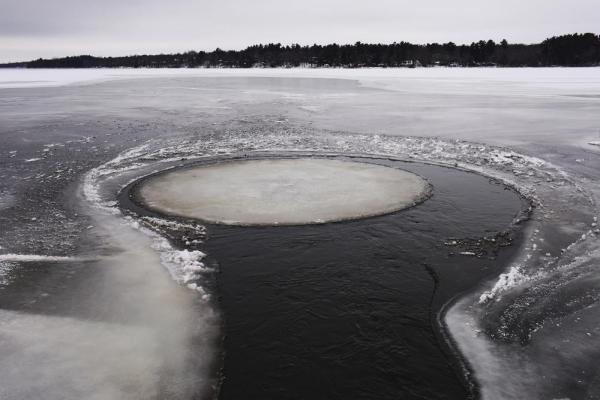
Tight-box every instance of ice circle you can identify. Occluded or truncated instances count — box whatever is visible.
[136,158,431,225]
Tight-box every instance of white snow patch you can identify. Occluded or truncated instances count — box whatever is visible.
[479,266,531,303]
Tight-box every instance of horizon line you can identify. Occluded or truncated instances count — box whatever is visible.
[3,31,598,65]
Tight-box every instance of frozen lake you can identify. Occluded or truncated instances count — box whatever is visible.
[1,67,600,399]
[3,67,600,151]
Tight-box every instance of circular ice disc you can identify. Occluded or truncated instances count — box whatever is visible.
[137,158,431,225]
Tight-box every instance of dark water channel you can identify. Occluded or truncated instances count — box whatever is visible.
[201,158,528,400]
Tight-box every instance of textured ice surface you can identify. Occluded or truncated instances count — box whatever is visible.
[138,158,430,225]
[0,254,82,262]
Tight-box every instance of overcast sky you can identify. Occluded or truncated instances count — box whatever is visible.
[1,0,599,63]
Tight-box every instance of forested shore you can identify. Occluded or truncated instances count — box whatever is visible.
[2,33,599,68]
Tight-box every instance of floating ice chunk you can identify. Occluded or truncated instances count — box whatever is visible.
[141,216,206,234]
[138,158,431,226]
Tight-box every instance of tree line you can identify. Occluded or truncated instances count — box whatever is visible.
[3,33,599,69]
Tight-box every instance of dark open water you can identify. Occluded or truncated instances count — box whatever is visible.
[192,158,529,400]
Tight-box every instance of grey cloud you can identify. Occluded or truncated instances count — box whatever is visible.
[1,0,599,62]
